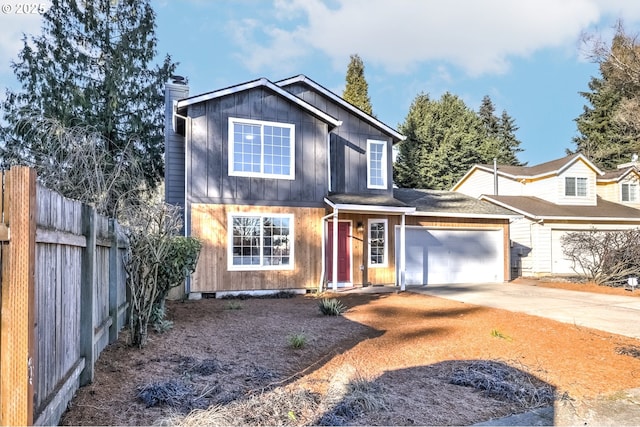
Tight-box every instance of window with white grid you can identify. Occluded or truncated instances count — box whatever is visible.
[229,118,295,179]
[229,213,293,270]
[367,140,387,189]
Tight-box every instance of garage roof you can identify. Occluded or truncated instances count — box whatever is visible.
[394,188,519,218]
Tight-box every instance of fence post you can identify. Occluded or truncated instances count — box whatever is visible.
[108,219,119,343]
[0,166,36,426]
[79,204,96,386]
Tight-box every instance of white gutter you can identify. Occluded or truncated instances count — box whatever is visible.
[406,211,522,220]
[323,198,415,214]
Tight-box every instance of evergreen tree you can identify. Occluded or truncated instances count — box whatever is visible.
[573,75,629,169]
[394,93,524,189]
[573,24,640,168]
[394,92,486,189]
[342,54,373,115]
[477,95,523,165]
[496,110,524,165]
[1,0,175,213]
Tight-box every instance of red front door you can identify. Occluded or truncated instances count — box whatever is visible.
[327,222,351,283]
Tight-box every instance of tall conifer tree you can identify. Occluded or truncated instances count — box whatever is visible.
[342,54,373,115]
[1,0,175,198]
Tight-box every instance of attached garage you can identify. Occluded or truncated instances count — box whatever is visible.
[397,226,504,285]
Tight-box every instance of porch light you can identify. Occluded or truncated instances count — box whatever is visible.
[356,222,364,233]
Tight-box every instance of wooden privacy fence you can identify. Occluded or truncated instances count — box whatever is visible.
[0,166,129,426]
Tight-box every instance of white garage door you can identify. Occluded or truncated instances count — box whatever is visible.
[550,230,575,274]
[396,227,504,285]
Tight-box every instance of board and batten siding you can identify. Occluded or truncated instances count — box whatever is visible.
[164,82,189,209]
[282,82,395,196]
[186,88,330,207]
[191,204,324,293]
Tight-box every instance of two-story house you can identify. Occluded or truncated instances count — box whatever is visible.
[452,153,640,277]
[165,75,517,297]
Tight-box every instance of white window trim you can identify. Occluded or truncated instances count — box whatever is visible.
[564,176,588,197]
[227,212,295,271]
[622,182,638,202]
[367,139,387,189]
[228,117,296,180]
[368,218,388,268]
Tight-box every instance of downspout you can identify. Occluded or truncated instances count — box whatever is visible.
[493,158,498,195]
[400,213,406,291]
[332,207,339,291]
[174,108,191,291]
[327,134,332,192]
[319,211,336,292]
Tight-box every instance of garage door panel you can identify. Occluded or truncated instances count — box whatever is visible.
[398,227,503,285]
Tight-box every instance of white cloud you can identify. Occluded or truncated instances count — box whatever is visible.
[227,0,640,77]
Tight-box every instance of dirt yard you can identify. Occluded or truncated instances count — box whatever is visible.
[60,279,640,426]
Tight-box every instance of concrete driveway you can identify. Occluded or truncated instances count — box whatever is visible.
[408,282,640,339]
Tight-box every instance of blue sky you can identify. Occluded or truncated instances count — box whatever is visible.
[3,1,640,166]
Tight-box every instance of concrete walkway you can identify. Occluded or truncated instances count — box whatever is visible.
[403,281,640,425]
[408,281,640,339]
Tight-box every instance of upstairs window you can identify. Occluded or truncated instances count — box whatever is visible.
[565,177,587,197]
[367,140,387,189]
[229,214,293,270]
[622,183,638,202]
[368,219,387,267]
[229,118,295,180]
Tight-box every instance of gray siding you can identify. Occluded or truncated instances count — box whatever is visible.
[283,82,394,196]
[164,82,189,208]
[187,87,330,207]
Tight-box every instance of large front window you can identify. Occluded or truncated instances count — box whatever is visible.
[367,140,387,189]
[229,214,293,270]
[368,219,387,267]
[229,118,295,179]
[565,177,587,197]
[622,182,638,202]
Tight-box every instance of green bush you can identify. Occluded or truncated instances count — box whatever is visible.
[288,333,307,349]
[318,298,346,316]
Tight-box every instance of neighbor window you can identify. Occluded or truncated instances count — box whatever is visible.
[368,219,387,267]
[367,140,387,189]
[229,118,295,179]
[229,214,293,270]
[565,177,587,197]
[622,183,638,202]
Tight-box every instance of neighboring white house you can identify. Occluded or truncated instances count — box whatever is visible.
[452,153,640,278]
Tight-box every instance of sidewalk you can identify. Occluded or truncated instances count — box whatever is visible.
[408,281,640,339]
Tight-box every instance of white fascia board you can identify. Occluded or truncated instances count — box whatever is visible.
[323,198,415,214]
[177,78,342,128]
[278,75,405,141]
[408,211,522,220]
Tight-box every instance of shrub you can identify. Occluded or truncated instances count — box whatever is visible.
[288,333,307,349]
[318,298,347,316]
[561,229,640,285]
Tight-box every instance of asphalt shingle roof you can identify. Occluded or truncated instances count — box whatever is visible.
[483,195,640,220]
[394,188,517,216]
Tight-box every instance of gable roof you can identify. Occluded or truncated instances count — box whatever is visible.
[394,188,519,219]
[452,153,603,191]
[598,166,640,183]
[480,195,640,222]
[175,77,342,129]
[276,74,406,143]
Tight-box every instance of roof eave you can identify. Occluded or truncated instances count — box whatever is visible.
[176,77,342,128]
[278,75,405,142]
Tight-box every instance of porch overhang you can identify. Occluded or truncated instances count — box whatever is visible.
[324,194,416,215]
[322,194,413,293]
